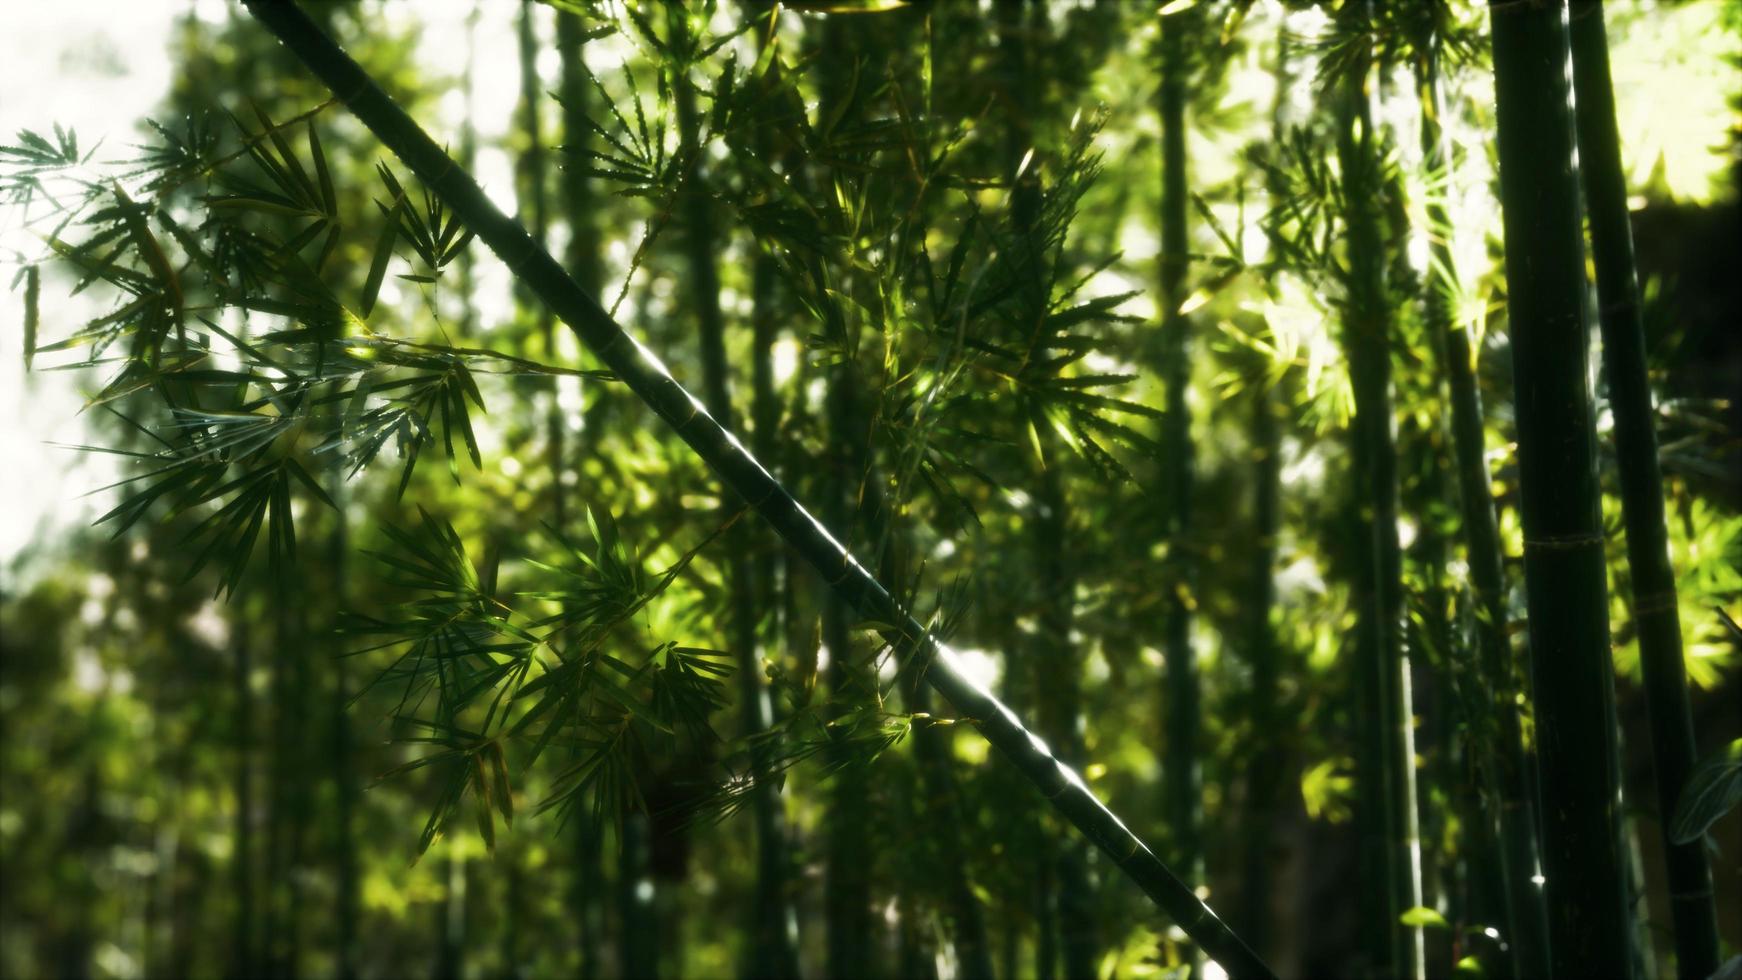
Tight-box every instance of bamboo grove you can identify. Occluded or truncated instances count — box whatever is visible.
[1,1,1738,979]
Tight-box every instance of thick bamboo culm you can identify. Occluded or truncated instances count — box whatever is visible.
[1489,0,1633,975]
[1567,3,1721,978]
[1411,22,1551,978]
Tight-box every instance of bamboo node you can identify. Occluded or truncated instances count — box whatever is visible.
[1630,589,1678,616]
[1522,531,1602,551]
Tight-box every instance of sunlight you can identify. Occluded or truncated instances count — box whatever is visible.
[1608,2,1739,202]
[946,646,1002,693]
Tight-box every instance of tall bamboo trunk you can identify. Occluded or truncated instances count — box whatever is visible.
[1158,6,1202,925]
[1566,4,1721,977]
[744,24,805,978]
[1242,34,1295,964]
[328,461,360,980]
[1412,34,1552,979]
[667,9,801,976]
[818,297,881,979]
[1346,455,1392,975]
[435,12,500,977]
[1489,0,1633,974]
[814,18,879,978]
[1383,127,1462,971]
[264,594,290,977]
[905,671,996,980]
[519,0,560,524]
[1333,3,1423,975]
[555,9,606,974]
[436,851,467,980]
[618,813,658,979]
[57,765,101,980]
[993,2,1096,975]
[1033,462,1096,980]
[281,587,312,979]
[1237,382,1283,960]
[241,7,1275,974]
[231,637,256,979]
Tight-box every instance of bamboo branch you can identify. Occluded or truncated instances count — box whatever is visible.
[238,1,1273,976]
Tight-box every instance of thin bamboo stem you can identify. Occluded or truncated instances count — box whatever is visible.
[1158,3,1203,910]
[1334,3,1423,975]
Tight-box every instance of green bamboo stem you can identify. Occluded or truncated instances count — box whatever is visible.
[991,2,1099,974]
[618,812,657,979]
[667,10,801,976]
[1239,32,1293,960]
[1412,30,1551,980]
[735,26,808,976]
[230,637,256,979]
[810,18,881,979]
[1334,3,1424,975]
[1566,4,1721,977]
[906,671,997,980]
[1236,382,1283,960]
[1158,2,1203,907]
[554,12,604,972]
[1488,0,1633,975]
[239,2,1275,977]
[517,0,562,532]
[327,465,360,980]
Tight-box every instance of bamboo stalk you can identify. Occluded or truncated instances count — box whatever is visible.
[739,12,809,975]
[1333,2,1423,975]
[1411,26,1552,980]
[1236,382,1283,960]
[990,1,1100,974]
[238,2,1275,977]
[1158,2,1203,911]
[554,11,605,972]
[810,17,881,978]
[1240,31,1293,961]
[1488,0,1633,974]
[667,9,800,976]
[230,637,255,979]
[1566,4,1721,978]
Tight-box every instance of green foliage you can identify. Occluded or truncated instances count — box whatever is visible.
[1671,739,1742,846]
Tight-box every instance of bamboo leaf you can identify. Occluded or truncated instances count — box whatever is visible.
[22,265,38,370]
[1399,906,1449,930]
[307,119,336,216]
[1670,739,1742,845]
[361,193,404,317]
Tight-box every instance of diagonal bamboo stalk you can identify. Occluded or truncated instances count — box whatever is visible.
[237,2,1275,977]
